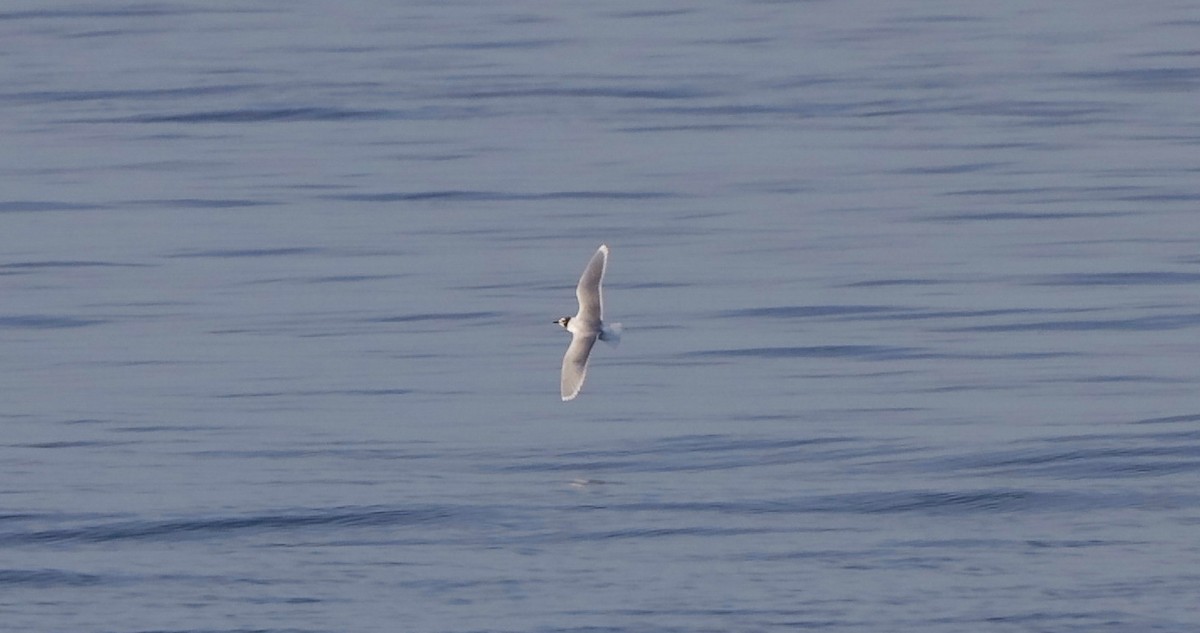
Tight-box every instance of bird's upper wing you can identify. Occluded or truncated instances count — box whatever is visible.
[576,244,608,324]
[561,331,598,401]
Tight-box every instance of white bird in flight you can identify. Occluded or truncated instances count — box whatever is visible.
[556,244,622,401]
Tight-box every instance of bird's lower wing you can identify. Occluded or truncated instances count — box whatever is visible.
[561,332,598,401]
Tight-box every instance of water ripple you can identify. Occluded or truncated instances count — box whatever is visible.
[682,345,928,360]
[0,200,105,212]
[944,313,1200,332]
[0,315,105,329]
[607,489,1196,516]
[719,305,895,319]
[0,260,145,270]
[369,311,502,323]
[328,190,675,202]
[0,569,106,587]
[1032,272,1200,286]
[216,389,410,399]
[109,107,394,123]
[167,247,322,258]
[0,506,467,546]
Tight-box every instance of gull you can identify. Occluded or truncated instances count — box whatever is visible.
[555,244,622,401]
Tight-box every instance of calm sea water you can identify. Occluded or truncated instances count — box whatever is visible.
[3,1,1200,631]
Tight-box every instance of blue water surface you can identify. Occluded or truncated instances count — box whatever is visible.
[3,1,1200,631]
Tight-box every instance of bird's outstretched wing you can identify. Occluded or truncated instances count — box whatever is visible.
[576,244,608,325]
[561,331,598,401]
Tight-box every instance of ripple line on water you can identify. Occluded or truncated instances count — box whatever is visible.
[0,505,476,546]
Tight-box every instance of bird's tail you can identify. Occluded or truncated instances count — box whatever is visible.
[600,322,623,347]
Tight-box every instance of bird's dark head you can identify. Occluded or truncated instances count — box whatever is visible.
[554,317,571,328]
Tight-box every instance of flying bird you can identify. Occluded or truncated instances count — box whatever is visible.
[555,244,622,401]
